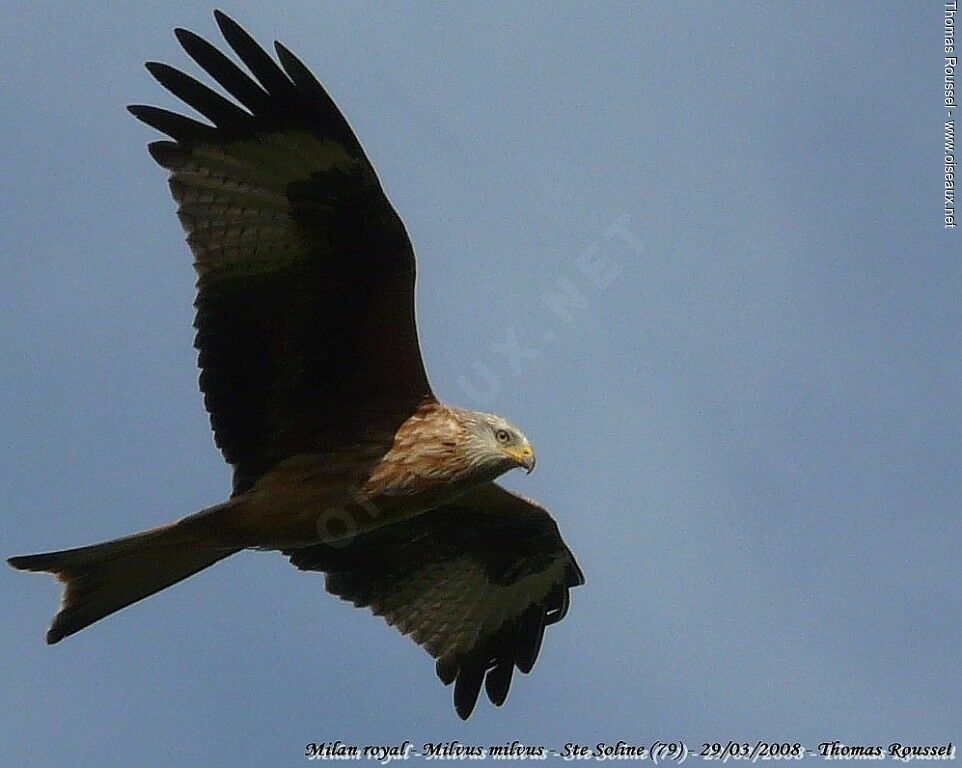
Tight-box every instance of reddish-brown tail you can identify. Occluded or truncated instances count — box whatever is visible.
[9,517,241,644]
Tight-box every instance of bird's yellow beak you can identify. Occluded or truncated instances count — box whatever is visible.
[505,444,536,473]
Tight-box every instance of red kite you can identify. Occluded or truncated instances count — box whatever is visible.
[9,10,583,720]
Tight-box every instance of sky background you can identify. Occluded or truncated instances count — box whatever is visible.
[1,2,959,765]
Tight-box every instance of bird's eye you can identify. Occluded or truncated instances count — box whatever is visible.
[495,428,511,443]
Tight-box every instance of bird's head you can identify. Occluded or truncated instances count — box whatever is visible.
[462,411,536,475]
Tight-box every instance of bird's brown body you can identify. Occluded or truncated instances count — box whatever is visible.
[230,401,520,549]
[9,11,582,721]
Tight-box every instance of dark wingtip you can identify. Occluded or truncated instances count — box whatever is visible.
[143,62,170,88]
[435,656,457,686]
[127,104,216,142]
[213,9,238,35]
[485,662,513,707]
[144,61,179,87]
[273,40,310,87]
[515,606,546,675]
[174,27,205,56]
[45,612,79,645]
[8,553,55,572]
[147,140,181,166]
[453,664,484,720]
[127,104,161,130]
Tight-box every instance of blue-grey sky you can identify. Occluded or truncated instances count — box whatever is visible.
[2,2,959,765]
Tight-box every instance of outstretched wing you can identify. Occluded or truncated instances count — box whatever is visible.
[131,12,433,493]
[287,483,585,720]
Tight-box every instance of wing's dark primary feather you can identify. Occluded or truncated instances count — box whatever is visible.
[287,483,585,720]
[174,27,273,115]
[131,11,433,494]
[213,10,299,102]
[144,62,251,129]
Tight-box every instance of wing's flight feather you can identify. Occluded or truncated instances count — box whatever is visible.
[144,62,252,129]
[131,11,433,493]
[213,10,299,101]
[287,483,584,719]
[174,27,273,115]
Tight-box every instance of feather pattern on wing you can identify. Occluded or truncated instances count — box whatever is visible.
[287,483,584,719]
[130,11,433,494]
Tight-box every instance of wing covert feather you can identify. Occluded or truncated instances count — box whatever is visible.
[132,12,432,492]
[287,483,584,719]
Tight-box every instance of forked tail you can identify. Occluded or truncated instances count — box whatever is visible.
[9,515,241,644]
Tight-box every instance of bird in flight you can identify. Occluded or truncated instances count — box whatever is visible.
[8,10,583,720]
